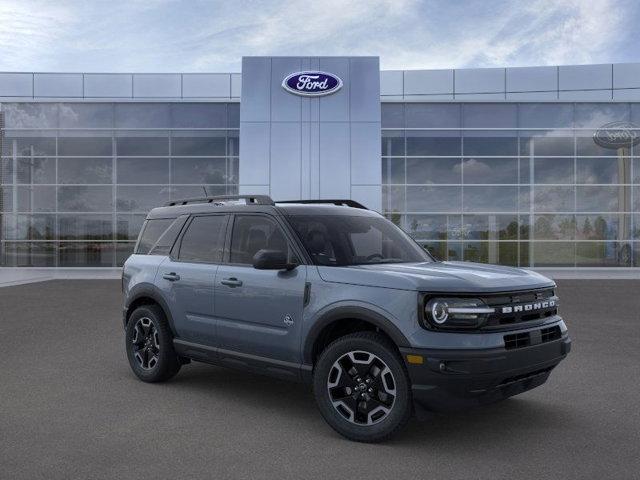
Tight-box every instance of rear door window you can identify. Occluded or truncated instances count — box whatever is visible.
[177,215,228,263]
[229,215,292,264]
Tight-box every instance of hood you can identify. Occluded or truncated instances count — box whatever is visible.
[316,261,554,293]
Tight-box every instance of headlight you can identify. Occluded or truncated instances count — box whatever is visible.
[424,297,494,329]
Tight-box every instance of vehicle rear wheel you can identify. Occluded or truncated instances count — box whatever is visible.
[313,332,412,442]
[125,305,181,383]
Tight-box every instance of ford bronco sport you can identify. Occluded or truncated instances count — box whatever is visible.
[122,195,571,442]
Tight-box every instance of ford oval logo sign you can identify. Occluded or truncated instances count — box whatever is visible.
[593,121,640,149]
[282,71,343,97]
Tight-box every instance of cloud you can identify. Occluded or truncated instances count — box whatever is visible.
[0,0,636,72]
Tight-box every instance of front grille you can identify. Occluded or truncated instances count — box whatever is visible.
[482,288,558,329]
[504,325,562,350]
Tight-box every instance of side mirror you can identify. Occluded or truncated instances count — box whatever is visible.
[252,249,297,270]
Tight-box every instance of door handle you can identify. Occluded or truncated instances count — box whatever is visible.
[221,277,243,287]
[162,272,181,281]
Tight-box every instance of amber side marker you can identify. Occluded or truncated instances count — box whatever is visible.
[406,354,424,365]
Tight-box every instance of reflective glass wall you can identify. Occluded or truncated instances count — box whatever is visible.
[382,103,640,267]
[0,102,239,267]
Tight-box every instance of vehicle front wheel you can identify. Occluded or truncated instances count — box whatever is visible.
[125,304,181,383]
[313,332,412,442]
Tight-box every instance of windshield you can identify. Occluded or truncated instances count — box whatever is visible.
[287,215,433,266]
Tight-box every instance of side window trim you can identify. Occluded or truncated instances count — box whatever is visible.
[171,213,230,264]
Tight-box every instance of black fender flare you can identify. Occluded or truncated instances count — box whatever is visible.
[302,305,411,364]
[124,283,177,336]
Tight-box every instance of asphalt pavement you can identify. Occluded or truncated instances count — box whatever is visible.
[1,279,639,479]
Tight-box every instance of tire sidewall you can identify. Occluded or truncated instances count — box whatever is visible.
[313,334,412,442]
[125,305,178,382]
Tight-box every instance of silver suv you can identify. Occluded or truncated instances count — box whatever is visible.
[122,195,571,442]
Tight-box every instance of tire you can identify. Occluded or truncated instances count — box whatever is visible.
[125,304,181,383]
[313,332,412,443]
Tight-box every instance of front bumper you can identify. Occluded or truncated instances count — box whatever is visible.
[400,333,571,411]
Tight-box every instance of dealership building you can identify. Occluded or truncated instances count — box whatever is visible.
[1,56,639,269]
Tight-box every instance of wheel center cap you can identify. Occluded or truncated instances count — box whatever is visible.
[358,383,366,390]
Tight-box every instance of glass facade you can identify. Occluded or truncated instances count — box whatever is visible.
[382,103,640,267]
[0,102,239,266]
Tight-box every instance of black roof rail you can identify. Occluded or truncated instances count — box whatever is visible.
[275,199,368,209]
[165,195,275,207]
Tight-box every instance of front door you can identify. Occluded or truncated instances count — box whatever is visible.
[214,214,306,364]
[157,214,229,346]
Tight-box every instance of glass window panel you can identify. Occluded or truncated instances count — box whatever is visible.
[116,214,147,240]
[116,136,168,156]
[406,131,461,156]
[116,158,169,184]
[58,137,113,156]
[1,186,13,211]
[116,243,136,266]
[519,215,531,240]
[382,158,405,184]
[634,159,640,183]
[180,215,228,263]
[533,215,576,240]
[519,158,530,184]
[407,186,462,213]
[463,241,518,266]
[58,242,114,267]
[171,134,226,156]
[169,185,227,200]
[227,130,239,157]
[171,158,227,184]
[518,104,574,129]
[576,135,625,156]
[116,185,171,212]
[9,136,56,156]
[405,214,461,240]
[384,212,404,227]
[1,158,12,183]
[381,130,404,156]
[58,186,113,212]
[17,185,56,212]
[463,104,517,128]
[576,157,627,184]
[12,214,55,240]
[419,241,462,261]
[58,158,112,184]
[382,185,405,213]
[2,103,58,128]
[406,158,461,184]
[381,104,404,128]
[574,103,630,128]
[519,241,531,267]
[58,214,113,240]
[114,104,170,128]
[228,103,240,127]
[462,215,519,240]
[16,157,56,184]
[464,135,518,156]
[406,104,460,128]
[532,241,575,267]
[463,186,518,213]
[227,158,239,185]
[2,242,57,267]
[58,103,113,128]
[576,186,626,212]
[575,214,628,241]
[576,242,631,267]
[462,157,517,184]
[170,103,227,128]
[519,133,574,156]
[534,186,575,212]
[533,157,574,184]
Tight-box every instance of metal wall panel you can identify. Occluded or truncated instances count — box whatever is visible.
[613,63,640,89]
[240,57,271,122]
[133,74,181,98]
[455,68,504,94]
[506,66,556,92]
[559,64,611,91]
[558,90,613,100]
[270,122,302,200]
[351,122,381,185]
[34,74,83,97]
[319,122,350,198]
[350,57,381,122]
[404,69,453,95]
[319,57,350,122]
[182,74,231,98]
[0,73,33,97]
[270,57,302,122]
[239,122,270,186]
[380,70,403,96]
[84,74,132,98]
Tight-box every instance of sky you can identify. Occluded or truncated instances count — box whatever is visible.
[0,0,638,73]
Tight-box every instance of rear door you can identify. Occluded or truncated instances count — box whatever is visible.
[214,214,307,364]
[157,214,229,346]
